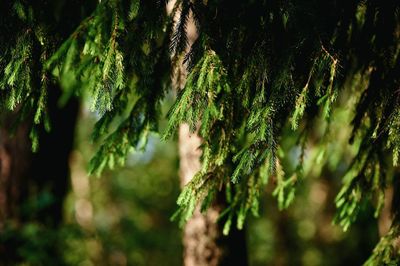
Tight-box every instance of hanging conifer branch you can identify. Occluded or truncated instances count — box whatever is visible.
[169,0,192,57]
[1,0,400,263]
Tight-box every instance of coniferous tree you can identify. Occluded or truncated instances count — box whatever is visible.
[1,0,399,265]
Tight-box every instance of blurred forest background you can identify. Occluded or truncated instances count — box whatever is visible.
[1,93,381,266]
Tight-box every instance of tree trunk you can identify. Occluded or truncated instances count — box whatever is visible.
[179,124,248,266]
[379,187,393,237]
[0,118,31,227]
[0,85,78,264]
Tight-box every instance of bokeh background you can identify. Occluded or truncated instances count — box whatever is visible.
[1,93,381,266]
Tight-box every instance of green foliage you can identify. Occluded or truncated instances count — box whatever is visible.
[334,141,387,231]
[365,225,400,266]
[66,122,183,266]
[1,0,400,264]
[46,3,126,113]
[0,1,52,150]
[44,0,173,174]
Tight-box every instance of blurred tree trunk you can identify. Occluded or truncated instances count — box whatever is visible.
[0,86,78,262]
[379,187,393,237]
[0,118,31,225]
[179,124,248,266]
[174,2,247,262]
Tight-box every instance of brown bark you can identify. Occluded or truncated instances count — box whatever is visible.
[0,118,31,227]
[179,124,248,266]
[179,124,220,266]
[379,187,393,237]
